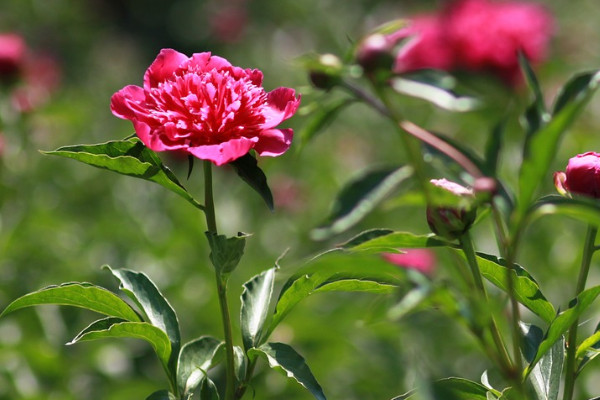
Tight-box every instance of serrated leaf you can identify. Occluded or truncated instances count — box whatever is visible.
[391,77,480,112]
[525,285,600,378]
[241,267,276,351]
[177,336,223,397]
[311,166,413,240]
[105,267,180,374]
[249,342,326,400]
[517,70,600,217]
[146,390,177,400]
[69,318,171,371]
[44,138,203,210]
[230,153,274,211]
[464,252,555,323]
[0,282,141,322]
[340,230,452,254]
[206,232,249,275]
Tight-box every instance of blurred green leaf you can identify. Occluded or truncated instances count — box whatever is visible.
[519,53,549,142]
[391,77,480,112]
[241,267,276,351]
[298,97,355,147]
[341,229,452,254]
[234,346,247,382]
[69,318,171,372]
[529,195,600,227]
[393,377,489,400]
[517,70,600,217]
[311,166,413,240]
[105,267,181,374]
[0,282,141,322]
[249,342,326,400]
[177,336,223,397]
[577,322,600,374]
[146,390,177,400]
[466,252,555,323]
[44,137,203,210]
[206,232,249,275]
[230,152,274,211]
[525,285,600,378]
[200,378,220,400]
[483,121,506,176]
[520,322,544,363]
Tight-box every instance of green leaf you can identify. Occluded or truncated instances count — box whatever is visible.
[525,285,600,377]
[529,195,600,227]
[146,390,177,400]
[206,232,249,275]
[233,346,247,382]
[268,251,403,336]
[44,138,203,210]
[230,152,274,211]
[393,377,489,400]
[177,336,223,397]
[241,267,276,351]
[0,282,141,322]
[391,77,480,112]
[483,121,506,177]
[298,97,355,147]
[519,52,546,117]
[465,252,555,323]
[69,318,171,372]
[340,229,453,254]
[517,70,600,217]
[577,322,600,359]
[520,322,544,364]
[311,166,413,240]
[249,342,326,400]
[105,267,180,371]
[200,378,220,400]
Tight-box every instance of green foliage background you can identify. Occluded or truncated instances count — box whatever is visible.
[1,0,600,399]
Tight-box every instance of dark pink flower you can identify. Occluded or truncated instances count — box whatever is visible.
[0,33,26,77]
[383,249,436,275]
[555,152,600,198]
[111,49,301,166]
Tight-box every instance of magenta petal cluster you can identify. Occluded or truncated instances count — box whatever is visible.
[392,0,553,83]
[111,49,301,166]
[555,152,600,198]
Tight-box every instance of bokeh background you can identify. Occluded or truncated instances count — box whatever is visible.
[1,0,600,399]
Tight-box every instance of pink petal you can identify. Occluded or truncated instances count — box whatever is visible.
[144,48,189,89]
[110,85,146,120]
[187,137,257,166]
[254,128,293,157]
[261,88,301,128]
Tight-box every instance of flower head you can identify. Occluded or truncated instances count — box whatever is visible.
[111,49,301,166]
[383,249,436,276]
[555,152,600,198]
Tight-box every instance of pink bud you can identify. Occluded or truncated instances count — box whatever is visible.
[560,152,600,198]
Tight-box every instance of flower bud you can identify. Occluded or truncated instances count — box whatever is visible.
[355,34,394,73]
[308,54,342,90]
[473,176,497,202]
[426,178,476,240]
[557,152,600,198]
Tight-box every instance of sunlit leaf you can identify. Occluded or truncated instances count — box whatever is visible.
[44,137,203,210]
[392,377,489,400]
[340,229,453,254]
[241,267,276,351]
[391,77,480,112]
[249,342,326,400]
[311,166,413,240]
[0,282,141,322]
[206,232,249,275]
[177,336,223,397]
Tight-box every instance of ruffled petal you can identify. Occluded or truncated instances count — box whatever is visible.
[187,137,257,166]
[254,128,293,157]
[110,85,146,120]
[144,48,189,89]
[261,88,301,129]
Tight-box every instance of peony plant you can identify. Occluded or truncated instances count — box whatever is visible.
[4,0,600,399]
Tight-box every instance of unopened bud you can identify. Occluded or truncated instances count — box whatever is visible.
[308,54,342,90]
[355,34,394,73]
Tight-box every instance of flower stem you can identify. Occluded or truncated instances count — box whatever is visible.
[563,225,597,400]
[459,232,513,376]
[203,161,236,400]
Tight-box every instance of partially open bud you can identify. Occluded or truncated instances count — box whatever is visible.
[355,34,394,73]
[426,178,476,240]
[308,53,343,91]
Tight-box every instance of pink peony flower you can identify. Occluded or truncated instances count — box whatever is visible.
[555,152,600,198]
[383,249,436,275]
[111,49,301,166]
[0,33,27,77]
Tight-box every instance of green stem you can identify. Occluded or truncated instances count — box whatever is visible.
[204,161,235,400]
[459,232,513,376]
[563,225,597,400]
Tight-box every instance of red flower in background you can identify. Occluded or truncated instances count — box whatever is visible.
[383,249,436,276]
[0,33,26,77]
[393,0,553,83]
[111,49,301,166]
[555,152,600,199]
